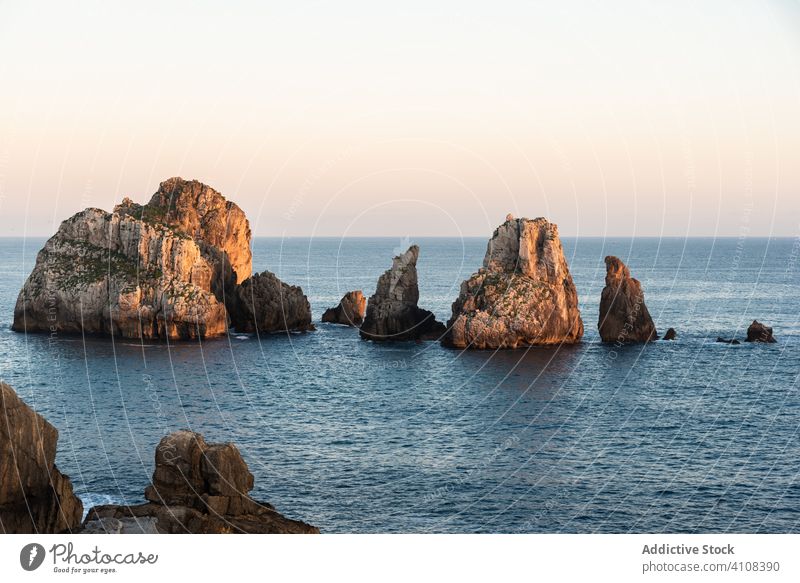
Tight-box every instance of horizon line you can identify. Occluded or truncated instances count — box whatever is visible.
[1,234,797,240]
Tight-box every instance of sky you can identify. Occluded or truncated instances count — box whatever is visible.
[0,0,799,238]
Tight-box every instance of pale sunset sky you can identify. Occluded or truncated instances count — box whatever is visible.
[0,0,799,238]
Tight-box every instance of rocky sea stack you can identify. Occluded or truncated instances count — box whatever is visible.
[12,177,311,339]
[746,320,776,343]
[322,290,366,326]
[360,246,445,341]
[598,256,658,343]
[230,271,314,333]
[82,430,318,534]
[444,216,583,349]
[0,382,83,533]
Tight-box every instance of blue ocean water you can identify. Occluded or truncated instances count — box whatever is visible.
[1,236,798,533]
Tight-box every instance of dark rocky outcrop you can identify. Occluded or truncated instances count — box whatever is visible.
[322,291,366,326]
[598,256,658,343]
[0,382,83,533]
[745,320,776,343]
[443,216,583,349]
[663,328,677,341]
[82,430,318,534]
[360,246,445,341]
[716,337,741,345]
[12,177,313,340]
[230,271,314,333]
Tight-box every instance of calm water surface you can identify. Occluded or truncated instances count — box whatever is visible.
[1,236,798,532]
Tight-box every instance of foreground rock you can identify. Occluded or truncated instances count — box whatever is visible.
[444,216,583,349]
[598,256,658,343]
[322,291,366,326]
[231,271,314,333]
[13,177,312,340]
[82,430,318,534]
[0,382,82,533]
[746,320,776,343]
[360,246,445,341]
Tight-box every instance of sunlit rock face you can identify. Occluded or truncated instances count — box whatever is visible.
[322,290,366,327]
[12,177,312,340]
[444,216,584,349]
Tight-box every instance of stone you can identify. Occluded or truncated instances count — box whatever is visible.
[745,320,776,343]
[12,177,248,340]
[230,271,314,333]
[83,430,318,534]
[443,217,583,349]
[322,291,366,326]
[716,337,741,345]
[0,382,83,533]
[136,177,252,284]
[663,328,677,341]
[360,246,445,341]
[12,177,315,340]
[598,256,658,343]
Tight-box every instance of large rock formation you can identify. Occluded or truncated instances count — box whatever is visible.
[12,177,311,340]
[82,430,318,534]
[322,291,366,326]
[444,216,584,349]
[140,177,252,284]
[745,320,776,343]
[230,271,314,333]
[0,382,83,533]
[360,246,445,341]
[598,256,658,343]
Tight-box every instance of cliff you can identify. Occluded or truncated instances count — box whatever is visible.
[0,382,83,533]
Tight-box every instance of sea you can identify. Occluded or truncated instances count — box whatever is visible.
[1,236,798,533]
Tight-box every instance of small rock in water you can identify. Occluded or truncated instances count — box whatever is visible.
[745,320,776,343]
[322,290,366,327]
[716,337,740,345]
[662,328,677,340]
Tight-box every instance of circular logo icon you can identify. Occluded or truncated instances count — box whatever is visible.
[20,543,46,571]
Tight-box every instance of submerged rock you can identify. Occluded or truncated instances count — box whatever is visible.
[230,271,314,333]
[322,290,366,326]
[663,328,677,341]
[82,430,318,534]
[598,256,658,343]
[0,382,83,533]
[360,245,445,341]
[443,217,583,349]
[716,337,741,345]
[745,320,776,343]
